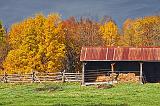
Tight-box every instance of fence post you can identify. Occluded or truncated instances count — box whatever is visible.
[62,70,65,83]
[32,71,36,83]
[3,72,7,83]
[140,62,143,84]
[82,63,85,85]
[111,63,115,83]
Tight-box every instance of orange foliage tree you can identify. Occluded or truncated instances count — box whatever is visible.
[62,17,104,72]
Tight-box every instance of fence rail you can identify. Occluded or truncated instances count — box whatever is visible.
[0,72,82,83]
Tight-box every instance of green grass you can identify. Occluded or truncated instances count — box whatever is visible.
[0,82,160,106]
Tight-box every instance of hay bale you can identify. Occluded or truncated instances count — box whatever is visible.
[96,75,111,82]
[96,73,139,83]
[110,73,117,80]
[117,73,139,83]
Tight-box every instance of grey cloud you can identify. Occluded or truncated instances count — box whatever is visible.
[0,0,159,28]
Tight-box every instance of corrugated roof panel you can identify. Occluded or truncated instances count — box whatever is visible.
[99,48,107,60]
[122,47,129,60]
[85,48,93,60]
[128,48,141,60]
[107,48,114,60]
[155,48,160,60]
[113,48,123,60]
[91,48,97,60]
[80,47,160,61]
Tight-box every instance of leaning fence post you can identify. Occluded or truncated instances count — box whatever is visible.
[62,70,65,83]
[32,71,36,83]
[3,72,7,83]
[111,63,115,83]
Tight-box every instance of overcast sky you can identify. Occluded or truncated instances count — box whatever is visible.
[0,0,160,28]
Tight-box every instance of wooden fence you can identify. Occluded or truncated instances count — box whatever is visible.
[0,72,82,83]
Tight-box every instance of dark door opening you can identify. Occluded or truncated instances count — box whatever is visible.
[115,61,139,74]
[84,61,112,82]
[143,62,160,83]
[84,61,140,83]
[84,61,160,83]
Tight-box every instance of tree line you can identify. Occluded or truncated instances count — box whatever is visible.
[0,13,160,74]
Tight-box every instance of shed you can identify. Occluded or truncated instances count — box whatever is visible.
[80,47,160,85]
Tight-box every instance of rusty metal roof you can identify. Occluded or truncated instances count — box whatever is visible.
[80,47,160,61]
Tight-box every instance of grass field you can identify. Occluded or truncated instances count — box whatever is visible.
[0,82,160,106]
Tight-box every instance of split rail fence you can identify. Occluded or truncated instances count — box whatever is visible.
[0,72,82,83]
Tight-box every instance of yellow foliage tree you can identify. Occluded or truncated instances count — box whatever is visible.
[122,16,160,47]
[122,18,142,46]
[133,16,160,46]
[99,20,119,46]
[3,13,66,74]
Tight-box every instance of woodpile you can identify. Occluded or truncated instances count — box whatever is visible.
[96,75,110,82]
[96,73,139,83]
[110,73,117,80]
[117,73,139,83]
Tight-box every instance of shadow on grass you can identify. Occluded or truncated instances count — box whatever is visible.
[96,84,115,89]
[35,85,63,92]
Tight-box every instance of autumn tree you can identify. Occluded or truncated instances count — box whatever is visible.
[0,21,5,59]
[0,21,8,72]
[122,18,140,46]
[99,20,120,46]
[63,17,104,72]
[122,16,160,47]
[3,13,66,74]
[133,16,160,46]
